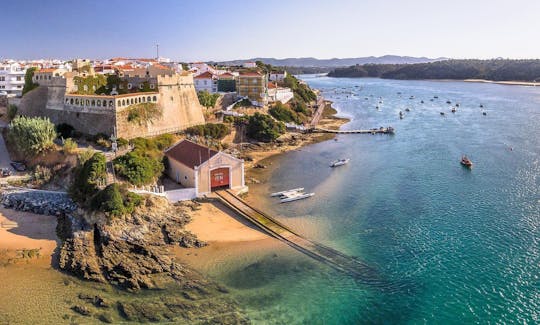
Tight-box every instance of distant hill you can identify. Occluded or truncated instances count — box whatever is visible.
[327,59,540,82]
[216,55,447,68]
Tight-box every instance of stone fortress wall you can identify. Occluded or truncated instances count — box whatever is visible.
[18,71,205,139]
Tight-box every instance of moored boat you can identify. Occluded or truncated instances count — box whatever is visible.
[461,155,473,168]
[280,192,315,203]
[330,158,350,167]
[270,188,305,197]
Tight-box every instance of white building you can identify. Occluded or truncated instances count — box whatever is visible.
[0,62,26,96]
[242,61,257,68]
[269,71,287,82]
[193,71,217,93]
[267,82,294,103]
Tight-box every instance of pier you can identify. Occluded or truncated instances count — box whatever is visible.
[213,190,382,284]
[308,126,395,134]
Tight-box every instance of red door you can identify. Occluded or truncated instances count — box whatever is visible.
[211,168,230,190]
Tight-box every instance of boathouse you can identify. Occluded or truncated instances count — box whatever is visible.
[164,139,246,197]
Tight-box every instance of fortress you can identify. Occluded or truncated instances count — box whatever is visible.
[18,64,205,139]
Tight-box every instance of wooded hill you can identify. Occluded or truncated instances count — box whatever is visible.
[327,59,540,82]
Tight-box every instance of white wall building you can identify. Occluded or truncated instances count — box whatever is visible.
[0,63,26,96]
[193,71,217,93]
[269,71,287,82]
[242,61,257,68]
[268,85,294,104]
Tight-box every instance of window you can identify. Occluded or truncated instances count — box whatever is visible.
[170,96,173,101]
[16,76,21,81]
[147,96,151,102]
[152,96,157,102]
[109,100,113,107]
[122,99,126,106]
[139,84,144,90]
[83,85,88,91]
[119,84,124,89]
[150,84,155,89]
[17,85,21,88]
[0,77,4,81]
[117,100,121,106]
[70,98,74,105]
[127,83,132,89]
[97,100,101,106]
[75,99,79,105]
[86,100,90,106]
[48,76,51,80]
[91,100,95,106]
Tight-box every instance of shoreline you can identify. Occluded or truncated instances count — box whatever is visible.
[326,75,540,87]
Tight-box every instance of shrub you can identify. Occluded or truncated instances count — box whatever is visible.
[56,123,74,138]
[268,101,302,124]
[77,149,95,165]
[126,102,162,125]
[246,113,285,142]
[233,98,252,108]
[31,165,52,186]
[8,116,57,156]
[22,67,39,96]
[90,183,143,217]
[63,138,77,154]
[197,91,220,108]
[117,137,129,148]
[185,123,230,140]
[7,104,17,120]
[113,152,164,186]
[69,152,107,204]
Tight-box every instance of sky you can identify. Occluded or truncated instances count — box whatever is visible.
[2,0,540,61]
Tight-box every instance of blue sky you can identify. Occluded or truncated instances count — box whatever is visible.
[3,0,540,61]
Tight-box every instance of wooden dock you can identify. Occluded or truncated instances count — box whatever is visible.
[213,190,383,285]
[309,127,395,134]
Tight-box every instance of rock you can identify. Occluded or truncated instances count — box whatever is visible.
[71,305,91,316]
[98,313,114,323]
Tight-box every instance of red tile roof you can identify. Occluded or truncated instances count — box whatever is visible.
[194,71,214,79]
[165,140,218,169]
[36,68,57,73]
[239,71,262,77]
[218,72,235,79]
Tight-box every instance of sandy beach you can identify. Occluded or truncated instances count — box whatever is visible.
[463,79,540,87]
[0,207,58,262]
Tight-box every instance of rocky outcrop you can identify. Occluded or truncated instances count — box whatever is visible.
[0,188,248,323]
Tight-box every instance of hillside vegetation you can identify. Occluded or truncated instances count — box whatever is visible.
[328,59,540,82]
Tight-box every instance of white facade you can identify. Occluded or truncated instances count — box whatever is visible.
[0,63,26,96]
[243,61,257,68]
[269,71,287,82]
[268,87,294,104]
[193,72,217,93]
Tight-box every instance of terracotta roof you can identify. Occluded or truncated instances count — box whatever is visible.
[239,71,262,77]
[36,68,57,73]
[194,71,214,79]
[165,139,218,169]
[218,72,235,79]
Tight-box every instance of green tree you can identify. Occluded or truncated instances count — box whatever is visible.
[8,116,57,156]
[113,152,164,186]
[268,101,304,124]
[7,104,18,120]
[197,90,220,108]
[22,67,39,96]
[69,152,107,204]
[246,112,285,142]
[185,123,230,139]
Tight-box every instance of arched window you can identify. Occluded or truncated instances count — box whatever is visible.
[102,100,107,107]
[147,96,151,102]
[142,97,146,102]
[86,100,90,106]
[117,100,121,106]
[122,99,125,106]
[153,96,157,102]
[139,84,144,90]
[48,75,51,80]
[75,99,79,105]
[130,98,134,105]
[109,100,113,107]
[97,100,101,106]
[91,100,95,106]
[127,83,132,89]
[150,84,155,89]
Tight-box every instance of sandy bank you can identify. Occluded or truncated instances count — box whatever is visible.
[0,207,58,256]
[185,201,270,242]
[464,79,540,87]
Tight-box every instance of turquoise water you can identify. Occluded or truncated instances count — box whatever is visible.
[219,77,540,324]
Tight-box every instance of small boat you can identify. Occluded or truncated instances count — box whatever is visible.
[461,155,473,168]
[480,104,484,108]
[451,107,456,113]
[280,192,315,203]
[482,111,487,116]
[330,158,350,167]
[455,103,460,107]
[405,108,410,112]
[420,100,424,104]
[434,96,439,99]
[399,111,404,119]
[409,96,415,99]
[446,100,452,104]
[440,112,445,116]
[376,106,380,109]
[270,188,305,197]
[386,126,395,134]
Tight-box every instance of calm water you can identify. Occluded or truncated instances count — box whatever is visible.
[214,77,540,324]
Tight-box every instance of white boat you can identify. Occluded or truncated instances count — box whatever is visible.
[330,158,350,167]
[270,188,304,197]
[280,192,315,203]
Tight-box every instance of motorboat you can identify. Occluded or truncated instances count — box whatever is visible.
[399,111,404,119]
[434,96,439,99]
[446,100,452,104]
[270,188,305,197]
[405,108,410,112]
[280,192,315,203]
[455,103,460,107]
[480,104,484,108]
[461,155,473,168]
[330,158,350,167]
[440,112,445,116]
[451,107,456,113]
[420,100,424,104]
[482,111,487,116]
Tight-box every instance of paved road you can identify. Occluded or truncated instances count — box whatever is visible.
[0,121,13,171]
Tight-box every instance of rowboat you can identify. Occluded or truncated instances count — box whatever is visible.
[270,188,305,197]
